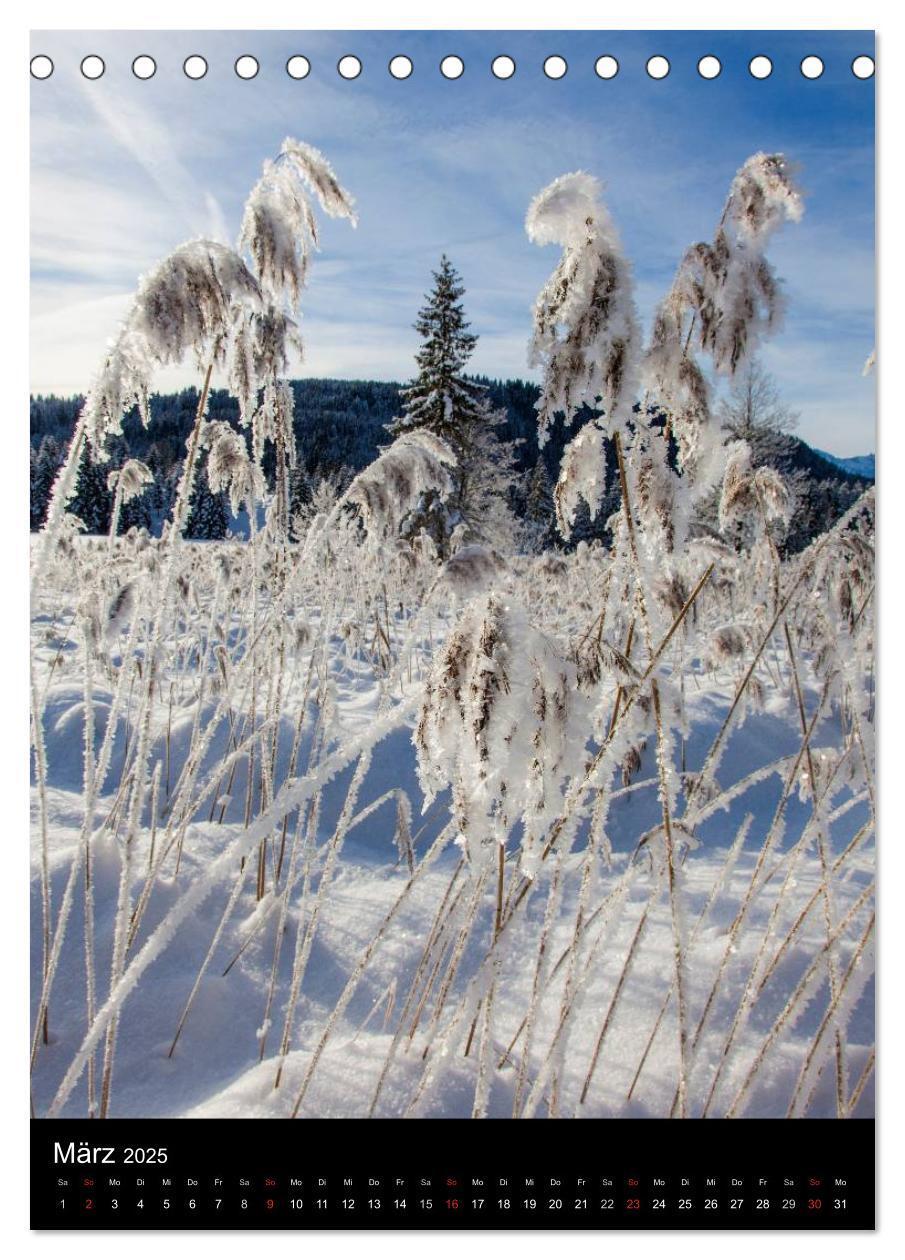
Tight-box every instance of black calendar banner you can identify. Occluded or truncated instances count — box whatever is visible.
[32,1118,875,1229]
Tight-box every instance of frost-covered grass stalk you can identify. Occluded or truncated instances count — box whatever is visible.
[30,150,874,1122]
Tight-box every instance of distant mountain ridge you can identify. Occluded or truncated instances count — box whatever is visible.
[813,449,875,481]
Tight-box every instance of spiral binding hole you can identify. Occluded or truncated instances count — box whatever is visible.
[852,55,874,80]
[286,56,310,80]
[132,55,156,80]
[338,55,362,80]
[80,55,105,81]
[235,56,259,80]
[183,55,208,80]
[389,55,413,80]
[30,55,53,80]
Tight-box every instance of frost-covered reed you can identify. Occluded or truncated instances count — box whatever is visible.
[30,149,874,1122]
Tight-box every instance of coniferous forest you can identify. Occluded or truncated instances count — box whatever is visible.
[30,373,870,553]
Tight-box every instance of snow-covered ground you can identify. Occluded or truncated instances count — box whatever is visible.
[30,533,875,1121]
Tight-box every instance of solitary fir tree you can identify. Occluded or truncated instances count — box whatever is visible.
[391,255,517,548]
[393,255,484,446]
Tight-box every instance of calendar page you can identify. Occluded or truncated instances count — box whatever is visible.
[29,28,876,1231]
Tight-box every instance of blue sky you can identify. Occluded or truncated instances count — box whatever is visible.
[30,28,875,455]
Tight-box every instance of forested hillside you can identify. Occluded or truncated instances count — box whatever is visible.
[30,377,870,552]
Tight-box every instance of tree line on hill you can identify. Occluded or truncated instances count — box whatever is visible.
[29,372,870,555]
[30,254,870,557]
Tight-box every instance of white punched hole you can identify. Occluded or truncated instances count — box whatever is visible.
[852,55,875,80]
[646,55,670,80]
[183,55,208,80]
[235,55,259,80]
[80,55,105,80]
[286,55,310,80]
[595,55,619,80]
[698,55,721,80]
[30,55,53,80]
[749,55,773,79]
[440,55,464,79]
[132,55,156,80]
[544,55,567,80]
[801,55,824,80]
[492,55,516,80]
[338,55,362,80]
[389,55,413,80]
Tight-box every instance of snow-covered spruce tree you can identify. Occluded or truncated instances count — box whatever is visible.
[117,487,153,536]
[30,436,64,531]
[392,255,479,446]
[185,475,229,541]
[287,462,314,528]
[70,444,112,535]
[390,256,517,553]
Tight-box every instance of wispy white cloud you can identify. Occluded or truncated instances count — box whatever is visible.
[31,170,177,284]
[30,288,131,396]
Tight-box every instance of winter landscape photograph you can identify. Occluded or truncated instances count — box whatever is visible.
[30,30,875,1123]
